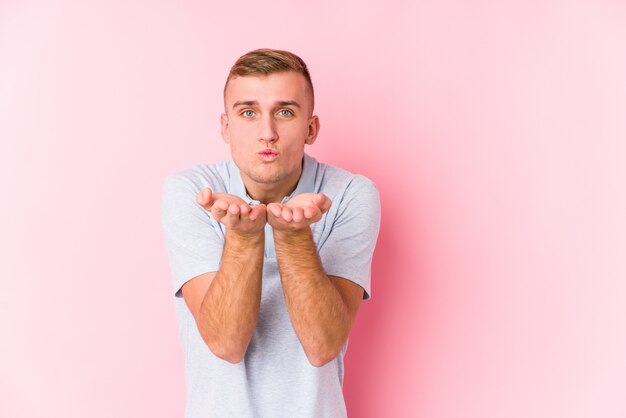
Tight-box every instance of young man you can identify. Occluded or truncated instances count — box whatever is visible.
[161,49,380,418]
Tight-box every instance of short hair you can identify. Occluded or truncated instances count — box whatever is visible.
[224,48,315,111]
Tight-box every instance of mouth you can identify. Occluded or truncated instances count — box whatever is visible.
[258,149,278,161]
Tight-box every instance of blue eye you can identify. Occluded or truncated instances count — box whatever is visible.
[242,110,255,117]
[278,109,293,117]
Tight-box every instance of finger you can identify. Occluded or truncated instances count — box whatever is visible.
[248,206,258,221]
[196,188,213,207]
[267,203,283,218]
[214,199,229,212]
[249,204,266,222]
[315,193,332,213]
[196,192,203,204]
[211,206,227,221]
[291,207,304,222]
[281,206,293,222]
[239,204,251,218]
[228,203,240,216]
[211,199,230,220]
[303,206,320,220]
[221,204,241,227]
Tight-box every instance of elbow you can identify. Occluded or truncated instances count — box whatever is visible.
[307,355,334,368]
[195,314,251,364]
[208,343,246,364]
[305,345,342,368]
[215,350,245,364]
[200,332,247,364]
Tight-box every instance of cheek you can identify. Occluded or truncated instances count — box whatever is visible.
[228,123,254,144]
[279,123,309,141]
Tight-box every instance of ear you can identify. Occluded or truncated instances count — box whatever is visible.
[305,115,320,145]
[220,113,230,143]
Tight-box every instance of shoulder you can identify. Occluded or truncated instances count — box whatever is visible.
[315,161,379,205]
[160,162,231,234]
[163,160,232,196]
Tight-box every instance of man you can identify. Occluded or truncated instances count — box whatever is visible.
[161,48,380,418]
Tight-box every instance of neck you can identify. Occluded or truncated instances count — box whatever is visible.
[242,165,302,205]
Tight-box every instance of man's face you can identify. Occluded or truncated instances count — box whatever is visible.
[221,71,319,196]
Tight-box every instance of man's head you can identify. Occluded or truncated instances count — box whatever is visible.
[220,49,320,202]
[224,48,315,114]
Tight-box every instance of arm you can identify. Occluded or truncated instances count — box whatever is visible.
[267,193,364,367]
[181,188,266,364]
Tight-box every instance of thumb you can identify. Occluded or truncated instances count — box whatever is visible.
[196,188,214,209]
[315,193,332,213]
[249,204,267,221]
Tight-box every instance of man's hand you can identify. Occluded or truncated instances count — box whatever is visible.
[189,188,265,364]
[267,193,332,231]
[196,188,266,234]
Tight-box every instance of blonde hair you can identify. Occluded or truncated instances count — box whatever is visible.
[224,48,315,110]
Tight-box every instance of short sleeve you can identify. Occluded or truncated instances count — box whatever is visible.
[318,176,381,300]
[160,174,224,297]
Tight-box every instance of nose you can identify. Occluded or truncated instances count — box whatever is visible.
[258,114,278,143]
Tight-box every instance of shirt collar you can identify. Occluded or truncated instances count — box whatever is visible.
[227,153,318,205]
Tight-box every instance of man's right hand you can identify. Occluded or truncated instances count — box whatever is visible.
[189,188,265,364]
[196,188,266,235]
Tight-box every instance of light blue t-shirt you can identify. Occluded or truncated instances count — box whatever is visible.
[161,153,380,418]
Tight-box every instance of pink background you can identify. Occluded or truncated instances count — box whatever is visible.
[2,1,625,417]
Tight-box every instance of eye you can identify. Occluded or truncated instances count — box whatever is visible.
[278,109,294,117]
[241,110,255,118]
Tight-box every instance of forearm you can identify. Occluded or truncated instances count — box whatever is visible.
[273,227,351,366]
[197,229,264,363]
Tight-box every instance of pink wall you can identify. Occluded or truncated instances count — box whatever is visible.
[2,1,625,417]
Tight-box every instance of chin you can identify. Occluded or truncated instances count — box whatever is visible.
[247,169,283,185]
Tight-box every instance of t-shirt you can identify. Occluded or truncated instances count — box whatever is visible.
[161,153,380,418]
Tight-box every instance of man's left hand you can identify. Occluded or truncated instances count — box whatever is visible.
[267,193,332,231]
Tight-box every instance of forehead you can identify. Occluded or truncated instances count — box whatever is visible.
[224,71,311,109]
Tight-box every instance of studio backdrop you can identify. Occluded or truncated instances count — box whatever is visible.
[1,1,625,417]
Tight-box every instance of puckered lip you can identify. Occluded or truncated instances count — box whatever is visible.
[258,149,278,156]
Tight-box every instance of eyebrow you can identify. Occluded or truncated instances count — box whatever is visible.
[232,100,257,108]
[276,100,301,108]
[232,100,301,109]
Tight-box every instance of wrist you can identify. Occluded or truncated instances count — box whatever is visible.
[273,226,312,243]
[227,228,265,245]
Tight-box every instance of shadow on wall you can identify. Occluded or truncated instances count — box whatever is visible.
[316,149,429,417]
